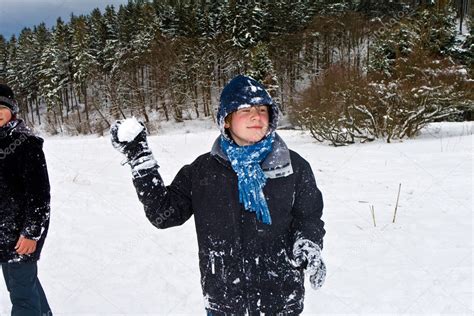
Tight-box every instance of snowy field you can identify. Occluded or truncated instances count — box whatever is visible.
[1,121,472,315]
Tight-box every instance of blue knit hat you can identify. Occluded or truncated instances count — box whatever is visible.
[217,75,279,139]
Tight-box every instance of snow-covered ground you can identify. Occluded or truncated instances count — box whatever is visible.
[1,121,472,315]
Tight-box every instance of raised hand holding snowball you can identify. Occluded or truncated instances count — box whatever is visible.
[110,117,156,168]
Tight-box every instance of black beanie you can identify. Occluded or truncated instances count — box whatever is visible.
[0,84,19,114]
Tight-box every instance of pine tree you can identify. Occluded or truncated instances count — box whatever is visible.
[368,21,419,77]
[117,2,138,45]
[16,28,38,116]
[249,43,280,107]
[88,8,108,67]
[228,0,266,49]
[0,35,7,81]
[132,1,159,56]
[5,36,19,94]
[31,23,52,124]
[464,17,474,75]
[52,17,74,123]
[415,6,457,55]
[281,0,309,33]
[102,5,120,74]
[179,0,199,37]
[249,43,274,82]
[156,2,180,37]
[71,14,98,131]
[38,39,64,130]
[197,0,226,38]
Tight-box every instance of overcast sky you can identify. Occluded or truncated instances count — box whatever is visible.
[1,0,130,38]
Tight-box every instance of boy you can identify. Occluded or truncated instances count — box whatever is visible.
[111,75,326,315]
[0,83,52,316]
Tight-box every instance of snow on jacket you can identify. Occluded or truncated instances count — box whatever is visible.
[0,120,51,263]
[131,134,325,314]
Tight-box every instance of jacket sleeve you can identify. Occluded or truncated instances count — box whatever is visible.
[20,138,51,240]
[290,158,325,249]
[131,162,193,229]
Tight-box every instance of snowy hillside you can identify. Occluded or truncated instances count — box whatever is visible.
[1,121,472,315]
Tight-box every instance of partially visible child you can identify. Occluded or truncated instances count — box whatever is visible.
[111,75,326,315]
[0,83,52,315]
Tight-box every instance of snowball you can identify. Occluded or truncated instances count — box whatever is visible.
[118,117,143,142]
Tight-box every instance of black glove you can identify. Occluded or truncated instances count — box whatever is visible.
[293,238,327,290]
[110,119,153,167]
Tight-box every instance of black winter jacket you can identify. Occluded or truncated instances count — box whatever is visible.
[132,135,325,314]
[0,120,50,263]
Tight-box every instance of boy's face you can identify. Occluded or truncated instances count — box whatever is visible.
[0,107,12,127]
[224,105,270,146]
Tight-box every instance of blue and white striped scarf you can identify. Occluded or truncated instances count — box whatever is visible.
[220,132,275,225]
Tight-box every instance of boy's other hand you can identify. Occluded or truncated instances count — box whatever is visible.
[292,238,326,290]
[309,258,326,290]
[15,235,37,255]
